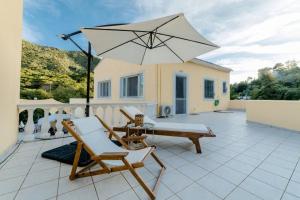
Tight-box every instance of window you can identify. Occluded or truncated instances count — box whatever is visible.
[222,81,228,94]
[120,73,144,98]
[97,80,111,98]
[204,79,214,99]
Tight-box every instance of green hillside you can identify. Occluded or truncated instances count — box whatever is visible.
[21,40,100,102]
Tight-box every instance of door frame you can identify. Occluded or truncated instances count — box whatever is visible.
[173,72,189,115]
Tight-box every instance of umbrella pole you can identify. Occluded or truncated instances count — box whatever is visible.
[85,42,92,117]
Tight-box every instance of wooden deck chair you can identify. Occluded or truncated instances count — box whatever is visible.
[114,106,216,154]
[62,116,165,200]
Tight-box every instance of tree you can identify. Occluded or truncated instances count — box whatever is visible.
[230,60,300,100]
[52,86,84,103]
[284,88,300,100]
[252,82,287,100]
[21,88,52,99]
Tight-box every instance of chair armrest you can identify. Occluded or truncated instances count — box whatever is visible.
[95,152,129,160]
[113,127,127,132]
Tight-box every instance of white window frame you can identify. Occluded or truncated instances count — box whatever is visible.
[120,73,144,98]
[97,80,111,98]
[204,78,215,100]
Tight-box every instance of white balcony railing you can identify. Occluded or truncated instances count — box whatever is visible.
[18,101,157,141]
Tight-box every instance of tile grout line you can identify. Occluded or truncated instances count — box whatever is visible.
[192,137,272,199]
[279,156,300,200]
[118,172,142,200]
[55,162,62,200]
[13,141,45,200]
[161,136,257,199]
[0,141,22,170]
[155,132,269,199]
[91,171,100,200]
[222,135,291,200]
[181,133,286,199]
[155,118,298,198]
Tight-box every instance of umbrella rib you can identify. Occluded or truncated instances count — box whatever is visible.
[152,36,173,49]
[83,14,180,33]
[97,32,150,56]
[83,27,150,33]
[130,40,148,48]
[132,31,150,48]
[140,34,151,65]
[153,15,181,31]
[149,15,179,46]
[155,32,218,48]
[155,35,184,63]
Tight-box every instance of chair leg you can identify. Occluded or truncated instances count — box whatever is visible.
[122,158,156,200]
[70,142,83,180]
[151,152,166,168]
[189,137,202,154]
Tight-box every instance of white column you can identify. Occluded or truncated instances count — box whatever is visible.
[90,105,96,116]
[102,105,107,122]
[41,107,50,134]
[56,107,63,135]
[68,106,74,119]
[111,105,115,126]
[119,105,125,126]
[24,108,35,135]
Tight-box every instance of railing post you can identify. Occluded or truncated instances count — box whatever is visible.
[102,105,107,122]
[69,106,76,118]
[119,105,125,126]
[24,108,35,135]
[41,108,50,134]
[111,105,115,126]
[56,107,63,135]
[90,105,96,116]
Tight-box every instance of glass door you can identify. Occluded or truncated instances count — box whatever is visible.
[175,75,187,114]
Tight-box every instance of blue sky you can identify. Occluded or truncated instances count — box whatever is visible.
[23,0,300,83]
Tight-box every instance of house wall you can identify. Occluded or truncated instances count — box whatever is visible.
[157,62,230,113]
[246,100,300,132]
[93,58,157,103]
[94,58,230,115]
[229,100,246,110]
[0,0,23,154]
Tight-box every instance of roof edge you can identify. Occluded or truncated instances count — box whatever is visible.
[190,58,232,72]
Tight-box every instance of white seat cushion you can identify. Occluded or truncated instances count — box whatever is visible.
[154,122,209,133]
[123,106,209,133]
[73,116,152,166]
[123,106,157,125]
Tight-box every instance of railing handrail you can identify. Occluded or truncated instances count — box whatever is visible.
[18,101,157,141]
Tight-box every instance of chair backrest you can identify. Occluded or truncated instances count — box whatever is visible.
[122,106,157,125]
[72,116,126,155]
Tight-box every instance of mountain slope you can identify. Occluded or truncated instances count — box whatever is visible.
[21,40,100,102]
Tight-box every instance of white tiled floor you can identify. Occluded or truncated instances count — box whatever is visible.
[0,111,300,200]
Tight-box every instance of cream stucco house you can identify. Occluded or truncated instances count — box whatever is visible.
[93,58,232,116]
[0,0,22,154]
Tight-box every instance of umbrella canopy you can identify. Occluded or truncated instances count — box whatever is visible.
[81,13,219,65]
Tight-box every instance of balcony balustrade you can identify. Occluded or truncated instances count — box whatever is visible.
[18,101,156,141]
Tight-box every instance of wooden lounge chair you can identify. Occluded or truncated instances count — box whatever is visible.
[114,106,216,154]
[62,116,165,200]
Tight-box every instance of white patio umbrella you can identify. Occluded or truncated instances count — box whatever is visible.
[61,13,219,116]
[81,13,219,65]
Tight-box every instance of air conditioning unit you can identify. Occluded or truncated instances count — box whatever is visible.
[159,105,172,117]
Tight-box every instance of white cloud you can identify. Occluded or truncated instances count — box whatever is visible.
[216,58,282,83]
[202,42,300,59]
[24,0,61,17]
[218,13,300,46]
[22,20,43,43]
[132,0,300,83]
